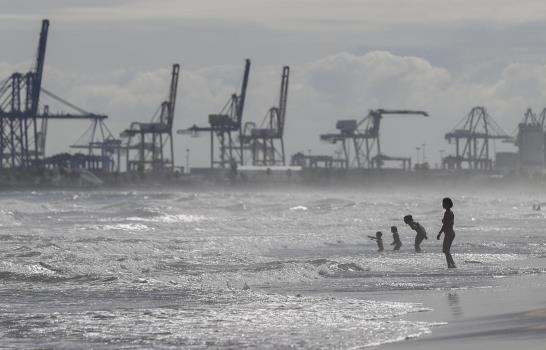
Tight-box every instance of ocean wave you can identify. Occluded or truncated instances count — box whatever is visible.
[175,193,198,202]
[303,198,357,212]
[0,290,436,349]
[289,205,308,211]
[0,209,23,226]
[178,252,541,292]
[0,261,118,283]
[126,214,208,223]
[77,223,153,232]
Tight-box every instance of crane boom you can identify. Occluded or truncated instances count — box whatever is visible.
[277,66,289,137]
[31,19,49,115]
[357,109,428,128]
[236,59,251,125]
[166,64,180,129]
[376,109,429,116]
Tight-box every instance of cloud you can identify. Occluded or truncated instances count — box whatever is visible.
[3,0,546,24]
[302,51,451,111]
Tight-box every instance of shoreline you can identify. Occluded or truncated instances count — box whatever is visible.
[4,166,546,192]
[4,176,546,193]
[376,272,546,349]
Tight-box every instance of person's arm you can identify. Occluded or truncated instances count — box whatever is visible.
[438,212,447,240]
[368,236,377,240]
[437,225,444,240]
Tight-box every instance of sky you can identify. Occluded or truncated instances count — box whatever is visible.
[2,0,546,167]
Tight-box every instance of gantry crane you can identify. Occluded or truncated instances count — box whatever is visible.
[121,64,180,173]
[70,107,122,173]
[242,66,289,166]
[0,19,110,171]
[538,108,546,133]
[444,106,512,170]
[178,59,250,168]
[320,109,428,169]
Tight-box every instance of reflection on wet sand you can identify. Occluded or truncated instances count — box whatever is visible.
[447,292,462,317]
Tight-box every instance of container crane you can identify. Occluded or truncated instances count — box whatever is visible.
[538,107,546,133]
[178,59,251,168]
[121,64,180,173]
[320,109,428,169]
[242,66,289,166]
[444,106,512,170]
[0,19,110,172]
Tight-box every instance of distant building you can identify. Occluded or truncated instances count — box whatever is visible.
[517,123,544,168]
[495,152,518,175]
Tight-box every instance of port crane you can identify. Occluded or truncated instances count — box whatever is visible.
[444,106,512,170]
[320,109,428,169]
[120,64,180,173]
[539,108,546,130]
[242,66,289,166]
[0,19,111,171]
[178,59,250,168]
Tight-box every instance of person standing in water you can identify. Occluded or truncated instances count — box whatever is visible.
[437,197,456,268]
[390,226,402,251]
[368,231,384,252]
[403,215,428,252]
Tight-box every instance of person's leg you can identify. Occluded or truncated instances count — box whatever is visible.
[443,235,455,267]
[447,239,455,267]
[443,253,450,267]
[415,235,424,252]
[443,237,449,267]
[447,253,455,267]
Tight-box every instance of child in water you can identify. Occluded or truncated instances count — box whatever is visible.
[368,231,384,252]
[437,197,456,268]
[403,215,428,252]
[390,226,402,251]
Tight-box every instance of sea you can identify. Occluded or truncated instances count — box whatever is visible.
[1,187,545,349]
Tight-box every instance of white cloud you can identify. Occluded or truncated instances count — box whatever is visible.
[302,51,451,111]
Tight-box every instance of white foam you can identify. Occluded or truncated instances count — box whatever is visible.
[126,214,208,223]
[5,291,436,349]
[290,205,308,211]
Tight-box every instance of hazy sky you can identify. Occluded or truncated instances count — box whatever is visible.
[2,0,546,167]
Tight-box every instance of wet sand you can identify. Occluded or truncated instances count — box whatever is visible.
[377,272,546,350]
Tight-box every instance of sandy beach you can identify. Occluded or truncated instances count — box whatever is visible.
[378,269,546,350]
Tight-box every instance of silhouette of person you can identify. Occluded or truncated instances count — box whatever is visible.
[437,197,456,268]
[403,215,427,252]
[390,226,402,251]
[368,231,384,252]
